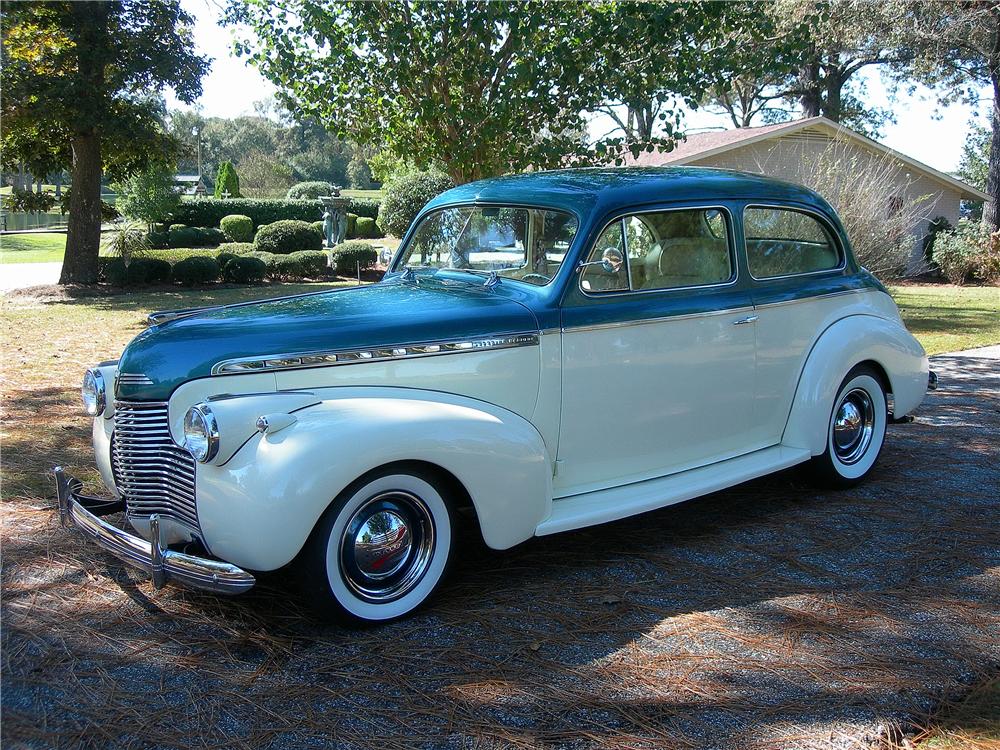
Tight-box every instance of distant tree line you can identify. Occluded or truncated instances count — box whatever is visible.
[166,104,376,198]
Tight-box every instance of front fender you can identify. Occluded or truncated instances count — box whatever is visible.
[195,387,552,571]
[782,314,928,455]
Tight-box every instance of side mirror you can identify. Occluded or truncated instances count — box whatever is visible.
[600,247,624,273]
[578,247,625,274]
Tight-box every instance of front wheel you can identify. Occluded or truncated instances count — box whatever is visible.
[301,467,455,624]
[808,365,888,488]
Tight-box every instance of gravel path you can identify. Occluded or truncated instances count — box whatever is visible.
[3,348,998,749]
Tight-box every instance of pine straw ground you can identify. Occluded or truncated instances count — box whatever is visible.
[1,289,998,750]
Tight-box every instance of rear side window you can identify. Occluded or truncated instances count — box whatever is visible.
[744,207,841,279]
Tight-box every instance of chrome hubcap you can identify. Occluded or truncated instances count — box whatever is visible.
[833,388,875,464]
[339,491,435,603]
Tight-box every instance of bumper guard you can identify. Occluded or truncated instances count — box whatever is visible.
[54,467,255,595]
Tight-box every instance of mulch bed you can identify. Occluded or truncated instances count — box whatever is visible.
[2,351,998,749]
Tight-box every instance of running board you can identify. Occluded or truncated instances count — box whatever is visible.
[535,445,812,536]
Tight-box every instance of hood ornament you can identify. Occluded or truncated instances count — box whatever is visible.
[483,271,501,289]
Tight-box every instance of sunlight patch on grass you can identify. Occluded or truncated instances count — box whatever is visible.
[0,233,67,264]
[889,284,1000,356]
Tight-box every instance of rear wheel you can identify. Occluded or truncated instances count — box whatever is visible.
[808,365,888,488]
[301,467,455,624]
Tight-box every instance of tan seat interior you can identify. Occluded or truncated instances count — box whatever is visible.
[639,237,731,290]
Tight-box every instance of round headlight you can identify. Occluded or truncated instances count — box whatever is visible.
[82,368,106,416]
[182,404,219,463]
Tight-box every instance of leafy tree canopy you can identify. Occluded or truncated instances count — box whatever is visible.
[227,1,736,182]
[112,163,180,228]
[214,160,242,198]
[1,0,209,284]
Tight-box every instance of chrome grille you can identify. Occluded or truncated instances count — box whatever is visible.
[111,401,200,530]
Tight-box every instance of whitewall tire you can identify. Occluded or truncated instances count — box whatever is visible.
[301,467,455,624]
[809,365,888,487]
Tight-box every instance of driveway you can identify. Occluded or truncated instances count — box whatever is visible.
[3,348,998,749]
[0,262,61,292]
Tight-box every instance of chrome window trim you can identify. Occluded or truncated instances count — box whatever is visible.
[561,305,756,334]
[743,203,848,282]
[211,333,540,376]
[578,205,739,299]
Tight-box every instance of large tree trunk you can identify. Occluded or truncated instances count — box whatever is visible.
[985,89,1000,231]
[60,133,103,284]
[984,44,1000,231]
[824,66,844,123]
[798,59,822,118]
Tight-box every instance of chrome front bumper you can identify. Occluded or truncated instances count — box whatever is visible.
[54,467,255,595]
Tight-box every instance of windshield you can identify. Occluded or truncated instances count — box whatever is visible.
[393,205,578,286]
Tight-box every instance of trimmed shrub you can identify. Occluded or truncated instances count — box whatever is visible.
[332,241,378,275]
[130,257,172,284]
[287,181,334,200]
[345,213,358,238]
[288,250,329,278]
[222,256,267,284]
[214,161,242,199]
[348,197,380,220]
[147,248,221,264]
[248,251,281,277]
[220,214,254,243]
[172,256,221,286]
[147,229,170,249]
[217,242,255,255]
[101,257,172,286]
[378,171,453,237]
[933,219,1000,285]
[272,254,307,280]
[253,219,323,254]
[168,224,224,248]
[170,198,380,228]
[216,252,239,271]
[354,216,383,239]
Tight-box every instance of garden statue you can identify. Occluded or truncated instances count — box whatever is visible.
[320,187,349,248]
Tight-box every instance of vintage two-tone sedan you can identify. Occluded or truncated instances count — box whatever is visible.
[59,167,935,623]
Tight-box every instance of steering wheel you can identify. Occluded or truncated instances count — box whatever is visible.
[521,273,550,284]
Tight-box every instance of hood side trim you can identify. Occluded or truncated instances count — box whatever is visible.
[211,333,540,376]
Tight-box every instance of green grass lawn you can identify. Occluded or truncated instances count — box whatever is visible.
[0,232,67,263]
[890,284,1000,355]
[341,188,384,200]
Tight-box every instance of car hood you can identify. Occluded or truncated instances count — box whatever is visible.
[116,278,539,400]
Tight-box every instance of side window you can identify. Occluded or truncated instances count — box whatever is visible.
[581,219,628,292]
[744,207,841,279]
[582,208,734,293]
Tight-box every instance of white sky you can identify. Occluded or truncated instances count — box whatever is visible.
[169,0,991,175]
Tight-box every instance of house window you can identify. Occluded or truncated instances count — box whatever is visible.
[887,196,904,217]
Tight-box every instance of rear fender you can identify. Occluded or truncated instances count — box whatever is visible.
[782,315,928,455]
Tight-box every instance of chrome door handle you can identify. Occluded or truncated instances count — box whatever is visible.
[733,315,759,325]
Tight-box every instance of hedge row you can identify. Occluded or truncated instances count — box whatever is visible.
[171,197,381,228]
[99,247,333,286]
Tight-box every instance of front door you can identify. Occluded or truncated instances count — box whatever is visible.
[556,206,759,496]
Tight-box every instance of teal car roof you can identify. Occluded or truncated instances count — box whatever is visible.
[423,166,838,220]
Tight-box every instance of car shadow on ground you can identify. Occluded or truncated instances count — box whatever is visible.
[3,352,998,749]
